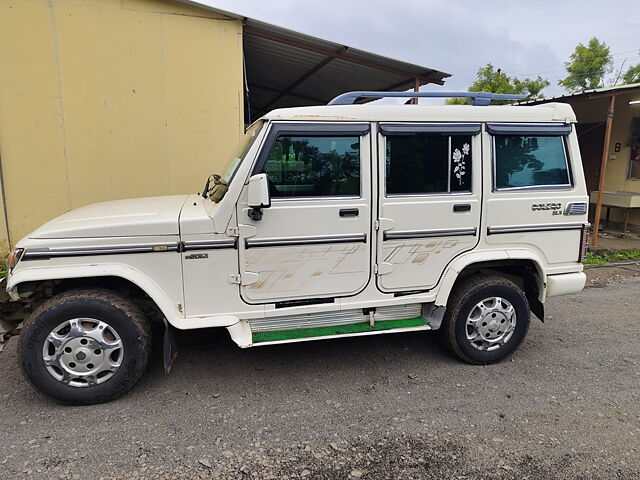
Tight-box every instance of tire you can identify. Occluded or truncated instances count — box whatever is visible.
[18,289,152,405]
[442,275,530,365]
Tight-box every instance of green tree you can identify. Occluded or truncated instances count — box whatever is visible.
[622,63,640,85]
[446,64,550,105]
[559,37,612,92]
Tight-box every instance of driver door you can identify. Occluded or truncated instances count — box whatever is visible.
[236,122,372,304]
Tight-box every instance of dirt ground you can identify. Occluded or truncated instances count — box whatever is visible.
[584,262,640,287]
[0,278,639,480]
[590,226,640,253]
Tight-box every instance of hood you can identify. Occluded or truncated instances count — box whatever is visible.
[30,195,190,239]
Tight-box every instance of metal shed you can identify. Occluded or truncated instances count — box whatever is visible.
[178,1,450,119]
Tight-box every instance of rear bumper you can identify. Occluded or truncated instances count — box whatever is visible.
[546,272,586,297]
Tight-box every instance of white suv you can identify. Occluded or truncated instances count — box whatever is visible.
[5,91,589,404]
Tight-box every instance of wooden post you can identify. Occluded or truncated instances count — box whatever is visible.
[411,78,420,105]
[591,94,616,247]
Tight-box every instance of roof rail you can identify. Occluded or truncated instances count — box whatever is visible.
[327,91,525,106]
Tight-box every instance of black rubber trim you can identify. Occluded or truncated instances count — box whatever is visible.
[393,289,430,297]
[275,297,335,309]
[487,223,583,235]
[182,239,236,251]
[245,233,367,249]
[22,244,179,260]
[384,228,477,241]
[252,122,370,175]
[486,123,572,135]
[380,123,481,135]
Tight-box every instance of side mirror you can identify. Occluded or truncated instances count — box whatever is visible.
[247,173,271,221]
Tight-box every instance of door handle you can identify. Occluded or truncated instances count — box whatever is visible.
[453,204,471,212]
[339,208,359,217]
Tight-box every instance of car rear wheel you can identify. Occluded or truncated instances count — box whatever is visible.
[18,289,152,405]
[443,275,530,364]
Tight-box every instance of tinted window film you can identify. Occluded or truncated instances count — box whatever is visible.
[494,136,570,189]
[385,134,472,195]
[261,136,360,197]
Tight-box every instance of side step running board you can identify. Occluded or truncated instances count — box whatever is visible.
[251,317,431,346]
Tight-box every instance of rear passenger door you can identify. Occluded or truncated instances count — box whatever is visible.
[376,123,482,292]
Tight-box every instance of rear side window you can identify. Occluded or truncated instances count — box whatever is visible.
[385,134,473,195]
[494,135,571,189]
[261,136,360,198]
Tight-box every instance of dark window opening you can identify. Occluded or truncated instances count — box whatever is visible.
[628,117,640,180]
[385,134,472,195]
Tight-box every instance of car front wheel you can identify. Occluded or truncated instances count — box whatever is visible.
[18,289,152,405]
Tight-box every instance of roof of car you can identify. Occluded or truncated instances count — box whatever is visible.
[262,103,576,124]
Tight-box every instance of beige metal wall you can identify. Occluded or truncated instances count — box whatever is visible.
[0,0,244,252]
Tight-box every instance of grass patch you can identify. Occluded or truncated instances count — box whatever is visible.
[584,249,640,265]
[0,259,6,278]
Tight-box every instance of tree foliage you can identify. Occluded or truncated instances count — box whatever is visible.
[622,63,640,85]
[446,64,550,105]
[559,37,612,92]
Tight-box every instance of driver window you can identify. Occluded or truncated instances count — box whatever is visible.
[261,135,360,198]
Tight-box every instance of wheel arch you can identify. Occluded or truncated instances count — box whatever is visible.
[435,251,546,321]
[7,265,181,325]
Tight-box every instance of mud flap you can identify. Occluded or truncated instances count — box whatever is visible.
[525,279,544,322]
[530,299,544,323]
[163,318,178,373]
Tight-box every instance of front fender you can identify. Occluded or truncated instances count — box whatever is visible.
[7,264,241,330]
[7,263,183,325]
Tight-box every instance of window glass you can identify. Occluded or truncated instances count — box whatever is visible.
[494,135,570,189]
[223,121,264,184]
[385,134,472,195]
[262,136,360,198]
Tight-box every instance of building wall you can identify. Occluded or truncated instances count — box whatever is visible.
[570,90,640,227]
[0,0,244,252]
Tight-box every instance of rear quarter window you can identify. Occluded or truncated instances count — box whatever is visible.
[494,135,571,190]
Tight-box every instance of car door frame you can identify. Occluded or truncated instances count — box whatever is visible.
[374,122,483,293]
[236,121,375,305]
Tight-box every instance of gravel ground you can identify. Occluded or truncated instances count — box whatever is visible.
[0,278,639,480]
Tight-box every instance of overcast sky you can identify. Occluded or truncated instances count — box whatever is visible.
[198,0,639,99]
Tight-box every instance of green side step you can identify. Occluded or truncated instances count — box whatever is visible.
[252,317,428,344]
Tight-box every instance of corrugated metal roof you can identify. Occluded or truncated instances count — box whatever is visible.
[525,82,640,105]
[175,1,450,116]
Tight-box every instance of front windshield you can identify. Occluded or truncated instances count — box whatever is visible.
[207,120,264,202]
